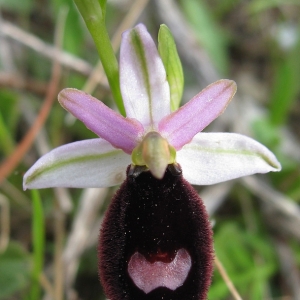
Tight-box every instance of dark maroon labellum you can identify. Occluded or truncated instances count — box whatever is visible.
[98,165,213,300]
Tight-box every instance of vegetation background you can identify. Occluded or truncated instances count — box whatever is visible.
[0,0,300,299]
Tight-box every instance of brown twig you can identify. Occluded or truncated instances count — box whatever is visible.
[39,272,56,300]
[0,21,93,76]
[0,73,48,96]
[0,12,15,72]
[214,254,243,300]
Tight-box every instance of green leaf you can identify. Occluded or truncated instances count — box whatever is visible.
[0,242,31,299]
[0,0,33,14]
[269,49,300,125]
[0,111,14,156]
[0,89,19,155]
[158,24,184,111]
[0,89,19,132]
[268,21,300,125]
[63,5,84,55]
[287,175,300,200]
[210,222,277,299]
[248,0,300,14]
[252,118,281,148]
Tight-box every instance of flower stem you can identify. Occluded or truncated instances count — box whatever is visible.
[74,0,125,115]
[93,22,125,116]
[30,189,45,300]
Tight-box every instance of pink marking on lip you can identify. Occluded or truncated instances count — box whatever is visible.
[128,248,191,294]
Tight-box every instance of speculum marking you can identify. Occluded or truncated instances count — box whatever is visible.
[128,248,191,294]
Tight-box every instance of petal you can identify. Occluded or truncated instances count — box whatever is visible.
[159,80,237,150]
[23,139,131,189]
[176,132,281,185]
[120,23,170,129]
[58,89,144,154]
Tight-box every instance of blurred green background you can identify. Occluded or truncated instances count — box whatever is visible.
[0,0,300,299]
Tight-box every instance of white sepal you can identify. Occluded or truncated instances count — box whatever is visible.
[177,132,281,185]
[23,139,131,189]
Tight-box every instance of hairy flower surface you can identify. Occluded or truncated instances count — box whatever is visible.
[23,24,280,190]
[100,165,213,300]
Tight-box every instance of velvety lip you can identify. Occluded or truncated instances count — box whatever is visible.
[128,248,191,294]
[99,166,214,300]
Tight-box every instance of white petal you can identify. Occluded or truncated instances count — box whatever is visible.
[23,139,131,189]
[177,133,281,185]
[120,24,170,129]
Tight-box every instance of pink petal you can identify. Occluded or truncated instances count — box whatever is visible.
[158,80,237,150]
[120,23,170,129]
[58,88,144,154]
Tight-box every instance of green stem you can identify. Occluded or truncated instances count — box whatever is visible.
[30,189,44,300]
[0,111,15,155]
[91,21,125,116]
[74,0,125,115]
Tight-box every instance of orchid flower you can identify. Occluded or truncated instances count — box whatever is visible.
[23,24,280,191]
[23,23,281,300]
